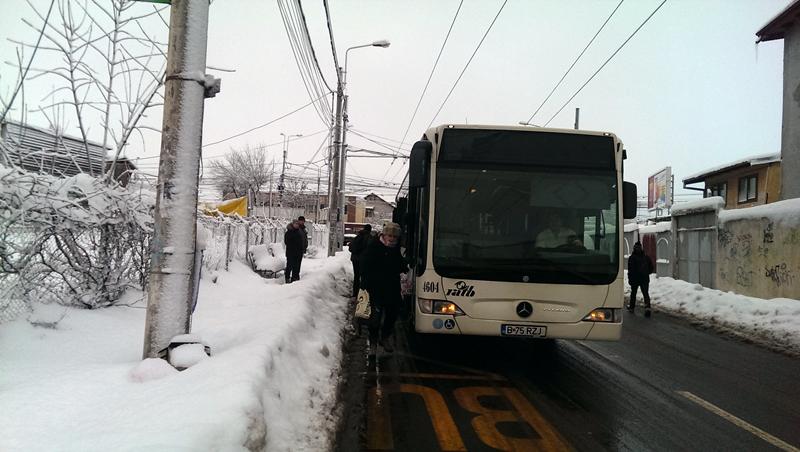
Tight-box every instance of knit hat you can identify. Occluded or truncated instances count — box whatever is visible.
[382,222,401,236]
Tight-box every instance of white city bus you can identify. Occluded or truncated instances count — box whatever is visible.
[395,125,637,341]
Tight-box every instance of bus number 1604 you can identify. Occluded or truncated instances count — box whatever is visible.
[423,281,439,293]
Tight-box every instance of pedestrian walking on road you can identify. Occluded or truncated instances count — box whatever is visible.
[361,222,407,356]
[349,224,372,298]
[628,241,654,317]
[284,220,304,283]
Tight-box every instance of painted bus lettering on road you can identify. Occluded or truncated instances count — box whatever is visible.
[367,380,569,451]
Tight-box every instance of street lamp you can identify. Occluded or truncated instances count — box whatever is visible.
[339,40,390,241]
[327,39,390,257]
[279,132,302,207]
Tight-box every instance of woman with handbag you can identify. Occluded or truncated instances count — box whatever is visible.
[360,222,407,356]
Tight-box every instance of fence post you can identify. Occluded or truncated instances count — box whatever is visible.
[245,221,250,265]
[225,223,232,271]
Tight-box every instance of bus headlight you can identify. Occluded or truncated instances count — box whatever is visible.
[582,308,615,322]
[418,298,465,316]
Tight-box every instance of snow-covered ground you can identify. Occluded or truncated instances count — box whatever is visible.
[0,253,353,452]
[626,274,800,356]
[2,246,797,451]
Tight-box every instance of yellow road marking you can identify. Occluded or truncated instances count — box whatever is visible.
[368,383,466,451]
[454,386,571,452]
[677,391,800,452]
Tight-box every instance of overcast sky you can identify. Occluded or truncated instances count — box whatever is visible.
[0,0,791,201]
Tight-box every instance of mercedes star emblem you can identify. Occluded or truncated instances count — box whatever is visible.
[516,302,533,318]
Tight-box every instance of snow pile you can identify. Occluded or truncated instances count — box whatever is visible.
[719,197,800,226]
[0,253,354,451]
[248,243,286,272]
[638,222,672,234]
[627,274,800,355]
[671,196,725,216]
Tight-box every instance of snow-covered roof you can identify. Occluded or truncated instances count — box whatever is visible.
[756,0,800,42]
[671,196,725,216]
[683,152,780,184]
[623,223,640,233]
[639,222,672,234]
[719,198,800,226]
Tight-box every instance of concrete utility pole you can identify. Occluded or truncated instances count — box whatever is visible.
[327,90,344,256]
[143,0,214,359]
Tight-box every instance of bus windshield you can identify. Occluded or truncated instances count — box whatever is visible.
[432,129,619,285]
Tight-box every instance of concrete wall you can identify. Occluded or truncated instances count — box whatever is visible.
[717,216,800,299]
[781,24,800,199]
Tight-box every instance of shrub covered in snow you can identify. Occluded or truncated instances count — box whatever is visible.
[0,165,154,309]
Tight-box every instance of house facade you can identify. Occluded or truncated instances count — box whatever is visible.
[683,153,781,209]
[757,0,800,200]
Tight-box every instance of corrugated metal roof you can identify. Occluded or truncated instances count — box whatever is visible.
[0,121,109,177]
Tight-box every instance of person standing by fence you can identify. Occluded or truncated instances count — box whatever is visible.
[348,224,372,298]
[284,220,304,283]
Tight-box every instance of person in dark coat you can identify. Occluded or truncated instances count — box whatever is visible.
[628,241,654,316]
[297,216,309,254]
[349,224,372,297]
[284,220,304,283]
[361,222,407,355]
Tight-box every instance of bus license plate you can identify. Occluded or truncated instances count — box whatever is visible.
[501,324,547,337]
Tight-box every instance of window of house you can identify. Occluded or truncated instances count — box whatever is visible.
[707,182,727,206]
[365,207,374,218]
[738,175,757,203]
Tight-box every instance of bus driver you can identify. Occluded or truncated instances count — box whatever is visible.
[535,211,583,248]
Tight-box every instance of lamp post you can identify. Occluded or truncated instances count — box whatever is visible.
[338,40,390,244]
[279,132,302,208]
[328,39,390,256]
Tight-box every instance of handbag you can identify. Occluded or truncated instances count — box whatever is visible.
[354,289,371,320]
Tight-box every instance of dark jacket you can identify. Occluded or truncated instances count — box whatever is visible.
[284,225,305,257]
[361,236,408,306]
[348,230,371,262]
[299,224,309,253]
[628,248,654,285]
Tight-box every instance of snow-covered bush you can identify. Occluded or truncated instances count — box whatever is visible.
[0,166,154,309]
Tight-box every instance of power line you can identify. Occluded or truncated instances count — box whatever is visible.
[278,0,332,125]
[202,94,327,148]
[426,0,508,129]
[543,0,667,127]
[396,0,463,157]
[524,0,624,125]
[322,0,341,84]
[296,0,334,93]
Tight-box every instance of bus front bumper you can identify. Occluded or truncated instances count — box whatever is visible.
[414,312,622,341]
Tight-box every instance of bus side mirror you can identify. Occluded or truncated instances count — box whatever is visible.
[394,197,408,225]
[409,140,432,189]
[623,182,637,219]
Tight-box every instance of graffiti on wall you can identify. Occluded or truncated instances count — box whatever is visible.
[717,218,799,299]
[764,263,794,287]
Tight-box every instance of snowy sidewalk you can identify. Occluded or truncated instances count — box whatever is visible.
[626,274,800,356]
[0,253,353,451]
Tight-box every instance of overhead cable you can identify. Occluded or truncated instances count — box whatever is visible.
[396,0,463,157]
[524,0,624,125]
[202,94,327,148]
[543,0,667,127]
[426,0,508,129]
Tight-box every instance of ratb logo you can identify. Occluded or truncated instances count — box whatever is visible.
[446,281,476,297]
